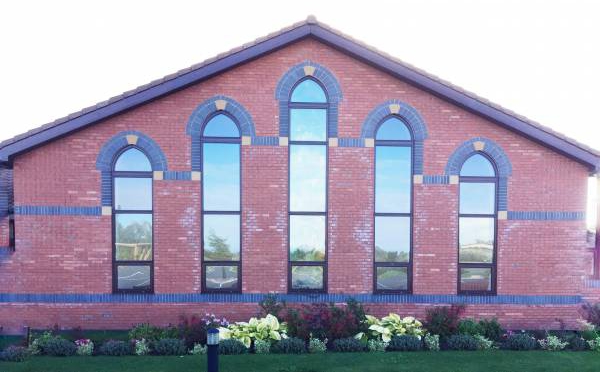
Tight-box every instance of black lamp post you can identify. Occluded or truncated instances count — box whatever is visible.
[206,328,219,372]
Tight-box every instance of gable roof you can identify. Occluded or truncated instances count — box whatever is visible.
[1,16,599,171]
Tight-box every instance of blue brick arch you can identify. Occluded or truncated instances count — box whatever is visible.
[445,137,512,210]
[96,130,167,206]
[275,61,343,137]
[361,100,428,174]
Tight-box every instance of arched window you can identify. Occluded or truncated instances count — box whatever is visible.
[374,116,413,293]
[112,147,153,293]
[289,77,328,292]
[201,113,241,292]
[458,153,497,294]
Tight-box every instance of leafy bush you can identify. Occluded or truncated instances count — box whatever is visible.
[308,338,327,353]
[355,314,424,342]
[424,334,440,351]
[128,324,165,342]
[478,318,503,341]
[254,339,271,354]
[0,346,29,362]
[332,337,366,352]
[134,339,150,355]
[587,337,600,352]
[219,339,247,355]
[153,338,187,356]
[99,340,131,356]
[29,331,55,355]
[425,305,465,339]
[538,335,568,351]
[569,336,588,351]
[190,344,207,355]
[75,339,94,356]
[178,313,229,349]
[581,329,599,341]
[474,335,494,350]
[259,294,287,318]
[446,334,478,351]
[581,303,600,327]
[458,319,481,336]
[367,339,388,352]
[503,333,537,351]
[219,314,287,348]
[271,337,306,354]
[386,335,422,351]
[44,337,77,356]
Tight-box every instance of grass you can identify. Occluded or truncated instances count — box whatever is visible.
[2,351,600,372]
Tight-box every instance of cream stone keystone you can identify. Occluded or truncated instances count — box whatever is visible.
[215,99,228,111]
[101,206,112,216]
[449,175,459,184]
[473,141,486,151]
[364,138,375,148]
[413,174,423,184]
[389,104,401,114]
[126,134,138,145]
[303,65,316,76]
[279,136,289,147]
[153,171,164,180]
[328,138,338,147]
[241,136,251,146]
[498,210,508,220]
[191,171,202,181]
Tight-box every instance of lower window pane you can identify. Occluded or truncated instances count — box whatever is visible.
[375,216,410,262]
[290,215,326,261]
[376,266,408,291]
[460,267,492,292]
[291,265,323,290]
[205,265,239,290]
[459,217,494,263]
[203,214,240,261]
[117,265,151,290]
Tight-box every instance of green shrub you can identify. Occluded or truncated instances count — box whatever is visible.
[503,333,537,351]
[538,335,567,351]
[458,319,481,336]
[259,294,286,318]
[219,339,247,355]
[569,336,588,351]
[99,340,131,356]
[271,337,306,354]
[425,305,465,339]
[29,331,55,355]
[219,314,287,348]
[128,323,177,342]
[581,329,599,341]
[134,339,150,356]
[308,338,327,353]
[0,346,29,362]
[446,334,478,351]
[588,337,600,351]
[190,344,207,355]
[367,339,387,352]
[355,314,424,342]
[474,335,494,350]
[254,339,271,354]
[424,334,440,351]
[153,338,186,356]
[44,338,76,356]
[386,335,422,351]
[478,318,503,341]
[332,337,366,352]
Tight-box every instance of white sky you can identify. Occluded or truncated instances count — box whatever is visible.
[1,0,599,227]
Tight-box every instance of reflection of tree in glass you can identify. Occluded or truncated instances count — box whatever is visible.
[116,220,152,260]
[375,246,409,262]
[459,242,493,263]
[290,246,325,261]
[291,266,323,289]
[377,267,407,290]
[205,230,236,260]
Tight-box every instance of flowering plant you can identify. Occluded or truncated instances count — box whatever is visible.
[219,314,287,348]
[355,313,424,342]
[134,338,150,355]
[75,339,94,356]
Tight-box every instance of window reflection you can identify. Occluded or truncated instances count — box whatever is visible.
[459,183,495,214]
[203,143,240,211]
[290,215,326,261]
[114,148,152,172]
[115,214,152,261]
[290,79,327,103]
[375,146,411,213]
[376,267,408,291]
[375,216,410,263]
[205,266,239,289]
[202,114,240,138]
[460,154,495,177]
[290,145,326,212]
[460,268,492,292]
[291,266,324,289]
[117,265,151,290]
[203,214,240,261]
[376,117,411,141]
[114,178,152,210]
[459,217,494,263]
[290,109,327,141]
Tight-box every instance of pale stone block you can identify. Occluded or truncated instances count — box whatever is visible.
[449,175,459,184]
[101,206,112,216]
[153,171,164,180]
[498,210,508,220]
[191,171,202,181]
[473,141,486,151]
[279,136,289,146]
[242,136,251,146]
[303,65,316,76]
[389,104,401,114]
[413,174,423,184]
[364,138,375,148]
[215,99,227,110]
[126,134,138,145]
[328,138,338,147]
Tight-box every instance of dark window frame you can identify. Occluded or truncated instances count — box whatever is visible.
[457,152,498,295]
[373,115,414,294]
[111,145,154,294]
[8,211,15,250]
[200,111,242,293]
[288,77,329,293]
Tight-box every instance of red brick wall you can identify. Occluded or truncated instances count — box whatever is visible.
[0,38,594,330]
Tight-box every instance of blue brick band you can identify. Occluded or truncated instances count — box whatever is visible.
[96,131,168,172]
[163,171,192,181]
[339,138,364,147]
[507,211,585,221]
[252,136,279,146]
[0,165,12,219]
[14,206,101,216]
[423,175,450,184]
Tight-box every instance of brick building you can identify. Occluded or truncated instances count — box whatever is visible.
[1,18,600,333]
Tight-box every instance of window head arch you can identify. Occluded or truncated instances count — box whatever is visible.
[113,147,152,172]
[290,78,327,103]
[202,113,241,138]
[376,116,412,141]
[460,153,496,177]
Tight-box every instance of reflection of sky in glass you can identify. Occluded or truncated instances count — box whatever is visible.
[290,109,327,141]
[203,214,240,260]
[291,79,327,103]
[376,117,411,140]
[114,148,152,171]
[375,216,410,262]
[203,114,240,137]
[460,268,491,291]
[205,266,238,289]
[460,154,495,177]
[290,215,325,259]
[460,183,495,214]
[290,145,326,212]
[291,265,323,289]
[376,267,407,290]
[375,146,411,213]
[459,217,494,263]
[203,143,240,211]
[115,178,152,210]
[117,265,151,289]
[116,213,152,244]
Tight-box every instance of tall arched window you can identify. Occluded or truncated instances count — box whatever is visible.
[201,113,241,292]
[112,147,153,293]
[288,78,328,292]
[458,153,497,294]
[374,116,413,293]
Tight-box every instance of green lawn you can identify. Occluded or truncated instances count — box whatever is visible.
[1,351,599,372]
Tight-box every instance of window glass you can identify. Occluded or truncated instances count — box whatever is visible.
[375,146,411,213]
[203,143,240,211]
[376,267,408,291]
[290,215,326,261]
[114,178,152,211]
[114,148,152,172]
[460,154,495,177]
[202,114,240,138]
[376,117,411,141]
[290,145,326,212]
[115,214,153,261]
[290,79,327,103]
[291,265,324,290]
[203,214,240,261]
[290,109,327,141]
[459,183,495,214]
[460,267,492,292]
[117,265,151,290]
[375,216,410,262]
[205,265,239,289]
[459,217,494,263]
